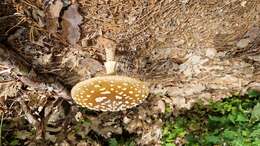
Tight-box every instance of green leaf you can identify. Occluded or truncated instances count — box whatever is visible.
[223,130,238,140]
[127,141,136,146]
[248,90,260,98]
[10,139,19,146]
[108,138,118,146]
[228,114,236,124]
[236,113,248,122]
[204,135,220,144]
[162,93,260,145]
[252,139,260,146]
[15,130,32,140]
[251,103,260,122]
[165,143,176,146]
[250,129,260,137]
[230,140,246,146]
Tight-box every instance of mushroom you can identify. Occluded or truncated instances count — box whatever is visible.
[71,75,149,111]
[71,37,149,111]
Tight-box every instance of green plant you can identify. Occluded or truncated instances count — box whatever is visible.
[0,117,36,146]
[162,90,260,146]
[108,137,136,146]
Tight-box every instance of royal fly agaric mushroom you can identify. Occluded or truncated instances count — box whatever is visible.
[71,76,149,111]
[71,37,149,111]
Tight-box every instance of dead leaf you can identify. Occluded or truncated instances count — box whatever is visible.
[49,0,63,18]
[171,96,194,109]
[156,100,165,113]
[15,130,32,140]
[36,54,52,65]
[139,124,162,146]
[0,81,22,98]
[126,119,143,133]
[96,36,116,50]
[45,132,57,143]
[48,0,63,33]
[32,9,45,27]
[62,4,83,45]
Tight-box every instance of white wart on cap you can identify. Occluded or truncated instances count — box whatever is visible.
[71,76,149,111]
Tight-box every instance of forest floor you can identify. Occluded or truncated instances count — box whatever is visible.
[0,0,260,145]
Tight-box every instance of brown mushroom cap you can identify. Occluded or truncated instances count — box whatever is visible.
[71,75,149,111]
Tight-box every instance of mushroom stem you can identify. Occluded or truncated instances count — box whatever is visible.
[104,61,117,74]
[105,48,117,74]
[105,47,116,61]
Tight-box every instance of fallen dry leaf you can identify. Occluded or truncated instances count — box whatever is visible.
[155,100,165,113]
[96,36,116,50]
[47,0,63,33]
[0,81,22,98]
[62,4,83,45]
[139,123,162,146]
[49,0,63,18]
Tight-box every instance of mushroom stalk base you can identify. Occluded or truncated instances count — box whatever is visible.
[104,61,117,75]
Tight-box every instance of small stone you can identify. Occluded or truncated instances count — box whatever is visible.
[206,48,217,59]
[179,0,189,4]
[157,100,165,113]
[241,1,247,7]
[123,116,131,124]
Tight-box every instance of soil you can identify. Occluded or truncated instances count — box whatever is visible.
[0,0,259,145]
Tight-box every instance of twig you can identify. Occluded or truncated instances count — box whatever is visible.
[5,17,26,35]
[19,100,39,127]
[0,113,3,146]
[0,14,18,21]
[0,68,12,74]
